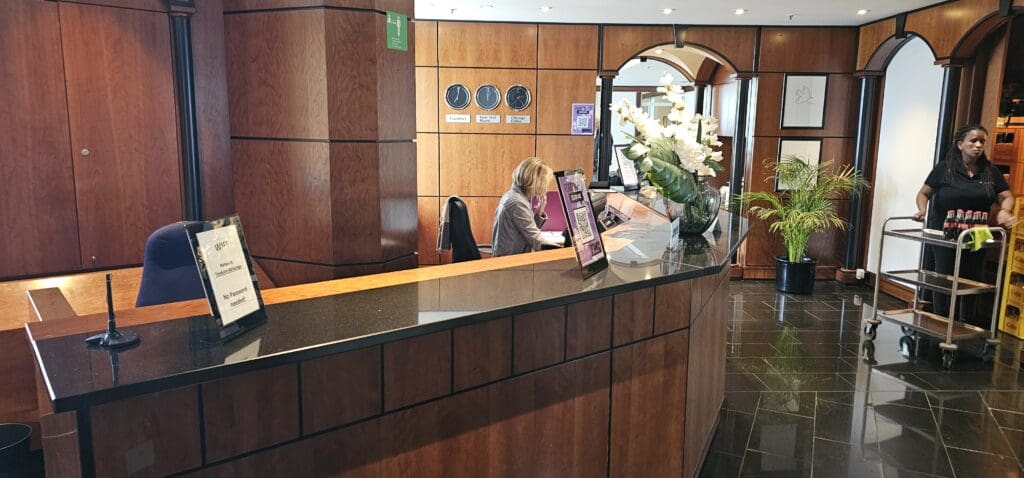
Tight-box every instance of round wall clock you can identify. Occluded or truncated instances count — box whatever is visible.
[505,85,532,111]
[476,84,501,110]
[444,84,471,110]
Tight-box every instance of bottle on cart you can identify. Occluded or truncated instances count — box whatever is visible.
[955,209,966,238]
[943,210,955,239]
[982,211,989,226]
[973,211,984,227]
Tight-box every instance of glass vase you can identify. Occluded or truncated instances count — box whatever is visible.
[662,177,721,235]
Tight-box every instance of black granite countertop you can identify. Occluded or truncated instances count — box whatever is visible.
[30,207,748,411]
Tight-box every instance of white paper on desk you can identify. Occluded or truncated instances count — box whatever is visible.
[196,224,259,326]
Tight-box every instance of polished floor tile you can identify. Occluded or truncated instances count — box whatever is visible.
[699,280,1024,478]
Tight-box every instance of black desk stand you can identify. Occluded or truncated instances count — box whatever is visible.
[84,274,140,349]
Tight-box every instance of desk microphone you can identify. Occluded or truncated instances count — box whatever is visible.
[85,274,140,349]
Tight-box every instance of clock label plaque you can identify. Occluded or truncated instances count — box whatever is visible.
[445,114,470,123]
[476,114,500,124]
[506,115,531,124]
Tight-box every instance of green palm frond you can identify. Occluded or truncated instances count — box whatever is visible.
[735,155,869,262]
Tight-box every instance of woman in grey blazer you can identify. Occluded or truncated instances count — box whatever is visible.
[492,157,560,257]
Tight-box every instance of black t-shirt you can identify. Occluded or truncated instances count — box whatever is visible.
[924,160,1009,229]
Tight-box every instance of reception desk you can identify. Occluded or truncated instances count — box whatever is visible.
[27,195,748,477]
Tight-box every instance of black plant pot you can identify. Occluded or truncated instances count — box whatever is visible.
[775,256,817,294]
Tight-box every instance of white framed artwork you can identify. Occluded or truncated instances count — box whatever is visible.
[776,139,822,191]
[781,74,828,128]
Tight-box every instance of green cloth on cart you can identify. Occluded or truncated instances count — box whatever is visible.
[970,227,993,251]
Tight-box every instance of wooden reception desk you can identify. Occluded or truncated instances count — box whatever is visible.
[27,195,748,477]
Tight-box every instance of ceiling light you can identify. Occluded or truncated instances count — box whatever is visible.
[663,8,674,15]
[655,48,664,54]
[480,4,493,8]
[857,9,869,15]
[734,8,746,15]
[539,5,552,12]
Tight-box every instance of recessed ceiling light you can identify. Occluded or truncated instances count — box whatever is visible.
[734,8,746,15]
[655,48,664,54]
[857,9,869,15]
[480,4,493,8]
[662,8,674,15]
[539,5,552,12]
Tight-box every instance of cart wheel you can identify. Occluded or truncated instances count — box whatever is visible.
[982,344,996,363]
[863,323,878,340]
[862,341,876,364]
[899,336,916,358]
[941,350,955,369]
[900,326,914,336]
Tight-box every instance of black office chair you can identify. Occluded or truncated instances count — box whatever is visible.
[438,197,491,263]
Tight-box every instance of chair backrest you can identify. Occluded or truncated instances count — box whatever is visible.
[135,221,207,307]
[540,190,567,232]
[446,197,481,262]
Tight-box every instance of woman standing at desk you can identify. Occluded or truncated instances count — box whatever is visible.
[915,124,1017,324]
[492,157,559,257]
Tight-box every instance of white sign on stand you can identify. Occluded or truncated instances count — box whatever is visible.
[669,218,681,249]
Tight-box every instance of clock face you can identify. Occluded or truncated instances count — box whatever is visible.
[505,85,532,111]
[444,84,471,110]
[476,84,501,110]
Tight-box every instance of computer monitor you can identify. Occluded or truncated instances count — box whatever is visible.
[615,147,640,190]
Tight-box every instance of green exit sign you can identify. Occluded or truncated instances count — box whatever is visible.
[386,12,408,52]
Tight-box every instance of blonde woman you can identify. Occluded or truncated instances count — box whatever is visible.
[492,157,561,257]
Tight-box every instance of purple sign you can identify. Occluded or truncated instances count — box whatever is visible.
[570,103,595,135]
[556,170,605,270]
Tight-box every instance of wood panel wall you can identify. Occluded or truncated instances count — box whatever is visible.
[41,268,730,477]
[226,1,417,284]
[416,22,599,265]
[743,27,860,279]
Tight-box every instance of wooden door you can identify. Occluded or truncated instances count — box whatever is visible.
[60,2,182,268]
[0,0,81,278]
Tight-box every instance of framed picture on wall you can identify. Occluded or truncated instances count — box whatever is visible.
[781,74,828,128]
[776,139,823,191]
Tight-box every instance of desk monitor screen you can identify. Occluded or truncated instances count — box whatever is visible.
[555,169,609,278]
[615,147,640,190]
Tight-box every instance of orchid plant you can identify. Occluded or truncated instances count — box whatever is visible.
[613,74,725,203]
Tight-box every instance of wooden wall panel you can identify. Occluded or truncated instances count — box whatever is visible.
[753,73,857,138]
[439,134,536,197]
[453,317,512,390]
[91,386,201,477]
[906,0,1000,59]
[513,306,566,374]
[601,25,673,73]
[610,330,688,476]
[301,346,382,434]
[416,67,439,132]
[438,22,538,68]
[537,70,598,134]
[417,133,439,195]
[330,143,384,262]
[711,67,736,138]
[566,296,612,359]
[0,330,41,449]
[225,9,329,139]
[383,331,452,410]
[61,2,183,269]
[203,365,300,462]
[0,0,80,278]
[683,278,728,478]
[326,10,381,140]
[654,280,691,334]
[233,140,334,263]
[459,197,502,248]
[758,27,858,73]
[537,135,595,181]
[416,197,440,265]
[376,142,418,261]
[857,19,897,71]
[61,0,166,11]
[437,68,538,134]
[613,288,655,346]
[414,20,438,66]
[224,0,413,15]
[192,0,235,219]
[538,24,599,70]
[372,14,417,142]
[686,26,758,73]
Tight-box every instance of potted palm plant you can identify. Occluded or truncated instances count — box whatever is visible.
[737,156,869,294]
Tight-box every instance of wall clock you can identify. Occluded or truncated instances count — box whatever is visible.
[476,84,501,110]
[444,84,471,110]
[505,85,532,111]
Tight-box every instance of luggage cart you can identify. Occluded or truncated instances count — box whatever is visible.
[863,216,1007,369]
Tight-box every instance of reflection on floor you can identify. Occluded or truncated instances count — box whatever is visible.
[700,280,1024,478]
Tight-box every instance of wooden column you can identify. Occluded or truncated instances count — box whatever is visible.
[225,1,418,286]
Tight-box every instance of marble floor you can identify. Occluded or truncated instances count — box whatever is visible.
[700,280,1024,478]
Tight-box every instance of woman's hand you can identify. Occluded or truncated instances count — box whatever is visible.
[996,209,1019,228]
[536,193,547,214]
[913,210,926,222]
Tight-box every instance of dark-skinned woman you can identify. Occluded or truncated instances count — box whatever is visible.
[914,124,1018,326]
